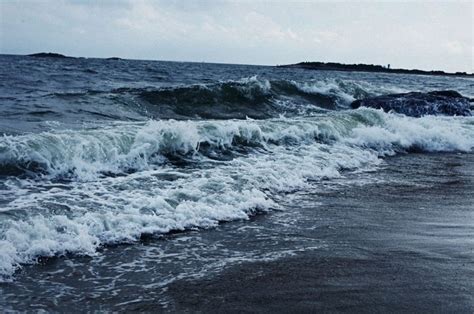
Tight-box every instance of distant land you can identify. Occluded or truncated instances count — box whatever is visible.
[24,53,473,77]
[27,52,72,59]
[27,52,122,60]
[278,62,473,77]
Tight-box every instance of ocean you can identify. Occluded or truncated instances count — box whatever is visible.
[0,54,473,311]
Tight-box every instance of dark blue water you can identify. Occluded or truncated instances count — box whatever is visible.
[2,54,472,135]
[0,55,473,311]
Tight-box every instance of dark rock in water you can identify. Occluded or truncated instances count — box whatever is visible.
[27,52,71,59]
[351,90,472,117]
[106,57,122,60]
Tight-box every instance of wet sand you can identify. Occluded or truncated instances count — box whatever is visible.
[167,153,474,313]
[169,252,472,313]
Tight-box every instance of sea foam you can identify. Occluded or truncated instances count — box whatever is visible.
[0,109,473,279]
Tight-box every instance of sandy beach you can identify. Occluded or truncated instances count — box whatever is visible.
[167,153,474,313]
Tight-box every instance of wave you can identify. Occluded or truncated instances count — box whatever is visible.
[0,109,473,279]
[38,76,407,120]
[134,76,403,119]
[1,109,472,181]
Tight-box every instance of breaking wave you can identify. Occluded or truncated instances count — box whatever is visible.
[91,76,408,119]
[0,109,473,279]
[1,109,473,181]
[134,76,411,119]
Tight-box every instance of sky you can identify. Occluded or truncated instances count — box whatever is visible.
[0,0,472,72]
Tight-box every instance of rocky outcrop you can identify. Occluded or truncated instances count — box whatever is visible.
[351,90,472,117]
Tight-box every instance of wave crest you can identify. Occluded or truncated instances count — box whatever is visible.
[1,109,472,181]
[124,76,403,119]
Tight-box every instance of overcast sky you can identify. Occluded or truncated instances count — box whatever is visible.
[1,0,472,72]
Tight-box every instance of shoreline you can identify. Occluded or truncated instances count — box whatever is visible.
[166,153,474,312]
[1,153,473,311]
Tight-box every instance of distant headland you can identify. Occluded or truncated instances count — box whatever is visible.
[26,52,122,61]
[27,52,72,59]
[278,62,473,77]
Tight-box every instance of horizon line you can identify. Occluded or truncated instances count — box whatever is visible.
[1,52,472,76]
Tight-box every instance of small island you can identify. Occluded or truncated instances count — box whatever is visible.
[278,61,473,77]
[26,53,126,61]
[27,52,72,59]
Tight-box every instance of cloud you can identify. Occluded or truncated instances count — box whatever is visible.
[445,41,466,55]
[0,0,472,72]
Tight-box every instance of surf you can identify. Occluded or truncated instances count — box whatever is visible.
[1,109,473,280]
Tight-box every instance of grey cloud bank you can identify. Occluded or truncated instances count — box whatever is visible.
[0,0,472,72]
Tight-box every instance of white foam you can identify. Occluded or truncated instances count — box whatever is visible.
[289,78,410,107]
[235,75,272,94]
[1,109,473,279]
[291,80,356,104]
[347,111,474,153]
